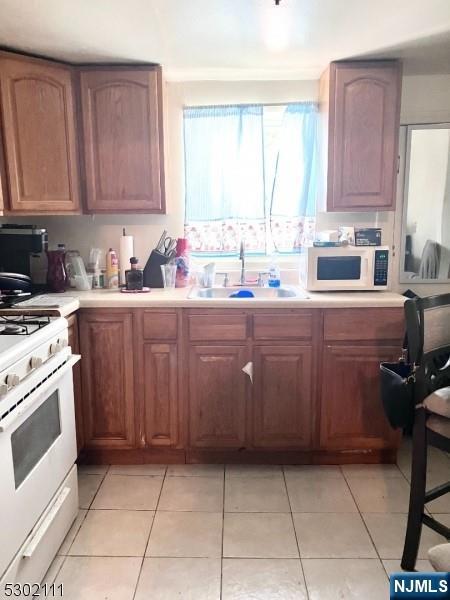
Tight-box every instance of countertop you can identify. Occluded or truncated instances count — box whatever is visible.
[24,287,406,313]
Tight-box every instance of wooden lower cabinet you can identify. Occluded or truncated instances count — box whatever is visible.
[320,344,400,450]
[143,343,179,447]
[79,311,135,449]
[75,306,403,464]
[189,345,248,448]
[252,345,312,448]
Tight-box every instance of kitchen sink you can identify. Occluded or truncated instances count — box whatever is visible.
[188,286,309,299]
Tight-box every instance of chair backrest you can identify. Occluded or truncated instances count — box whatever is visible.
[405,293,450,393]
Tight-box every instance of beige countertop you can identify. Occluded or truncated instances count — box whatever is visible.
[35,287,406,312]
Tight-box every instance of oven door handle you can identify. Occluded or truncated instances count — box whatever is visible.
[0,354,81,434]
[22,485,72,558]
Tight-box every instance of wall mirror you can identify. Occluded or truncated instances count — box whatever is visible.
[400,123,450,283]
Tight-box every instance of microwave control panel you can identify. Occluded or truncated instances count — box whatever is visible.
[374,249,389,286]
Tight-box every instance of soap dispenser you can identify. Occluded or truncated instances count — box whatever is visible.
[268,262,281,288]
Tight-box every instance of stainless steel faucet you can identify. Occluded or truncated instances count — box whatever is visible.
[239,241,245,285]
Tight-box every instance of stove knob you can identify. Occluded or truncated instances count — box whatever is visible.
[50,343,62,355]
[6,374,20,387]
[58,338,68,348]
[0,383,8,397]
[30,356,43,369]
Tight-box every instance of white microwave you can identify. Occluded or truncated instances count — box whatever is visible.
[299,245,390,291]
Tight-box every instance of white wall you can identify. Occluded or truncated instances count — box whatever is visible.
[2,72,450,294]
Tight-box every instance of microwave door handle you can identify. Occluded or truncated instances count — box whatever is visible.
[0,354,81,434]
[361,257,369,278]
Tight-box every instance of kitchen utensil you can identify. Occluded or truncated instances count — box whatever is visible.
[156,230,168,253]
[162,237,177,255]
[160,264,177,289]
[0,273,33,292]
[143,250,174,288]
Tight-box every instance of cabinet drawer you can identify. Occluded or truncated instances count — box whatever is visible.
[143,311,178,340]
[253,313,312,340]
[324,308,404,341]
[188,314,247,341]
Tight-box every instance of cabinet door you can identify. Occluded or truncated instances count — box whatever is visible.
[0,56,80,212]
[253,346,312,448]
[79,312,135,448]
[320,344,400,450]
[327,61,401,211]
[80,68,165,213]
[67,314,83,454]
[189,346,247,448]
[143,343,178,447]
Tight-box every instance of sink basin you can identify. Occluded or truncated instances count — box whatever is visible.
[188,286,309,299]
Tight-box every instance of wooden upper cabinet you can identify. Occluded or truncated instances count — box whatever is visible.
[79,67,165,213]
[321,61,401,211]
[0,55,81,213]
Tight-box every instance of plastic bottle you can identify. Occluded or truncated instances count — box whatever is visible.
[175,238,190,288]
[268,262,281,288]
[106,248,119,289]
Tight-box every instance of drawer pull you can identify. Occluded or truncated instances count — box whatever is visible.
[23,486,71,558]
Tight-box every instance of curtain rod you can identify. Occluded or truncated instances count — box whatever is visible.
[183,100,318,110]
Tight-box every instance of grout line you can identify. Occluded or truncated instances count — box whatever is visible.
[220,464,226,599]
[339,465,389,579]
[42,554,67,597]
[81,464,110,510]
[62,552,335,560]
[281,465,310,600]
[131,465,167,600]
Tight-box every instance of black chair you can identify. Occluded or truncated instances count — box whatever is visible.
[402,293,450,571]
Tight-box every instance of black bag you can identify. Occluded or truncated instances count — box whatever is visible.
[380,346,416,430]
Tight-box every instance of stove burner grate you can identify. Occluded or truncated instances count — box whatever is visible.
[0,315,51,336]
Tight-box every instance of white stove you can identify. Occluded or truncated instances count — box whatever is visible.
[0,315,67,382]
[0,313,80,592]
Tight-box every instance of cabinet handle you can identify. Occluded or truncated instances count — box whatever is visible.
[23,486,71,558]
[242,361,253,384]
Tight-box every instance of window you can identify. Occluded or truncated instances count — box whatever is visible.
[183,102,319,255]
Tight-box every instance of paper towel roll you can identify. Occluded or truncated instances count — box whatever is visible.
[119,234,134,286]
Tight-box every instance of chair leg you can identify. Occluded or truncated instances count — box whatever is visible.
[401,409,428,571]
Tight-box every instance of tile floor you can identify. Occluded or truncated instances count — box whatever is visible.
[44,438,450,599]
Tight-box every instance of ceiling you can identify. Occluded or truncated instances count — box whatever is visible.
[0,0,449,80]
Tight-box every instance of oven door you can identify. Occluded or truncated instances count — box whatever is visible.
[0,355,80,578]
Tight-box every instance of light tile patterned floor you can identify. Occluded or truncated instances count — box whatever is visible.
[45,439,450,599]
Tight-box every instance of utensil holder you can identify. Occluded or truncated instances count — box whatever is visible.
[143,250,173,288]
